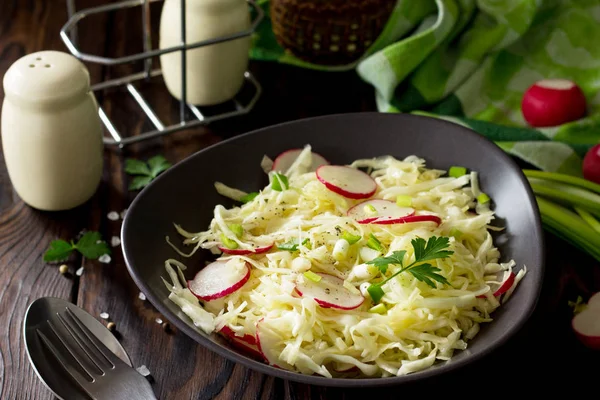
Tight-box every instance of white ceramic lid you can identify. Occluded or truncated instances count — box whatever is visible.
[3,50,90,107]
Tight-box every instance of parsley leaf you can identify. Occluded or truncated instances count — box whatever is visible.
[411,236,453,263]
[75,232,111,259]
[367,250,406,274]
[408,263,451,287]
[44,231,110,262]
[44,240,75,262]
[125,155,172,191]
[366,235,454,303]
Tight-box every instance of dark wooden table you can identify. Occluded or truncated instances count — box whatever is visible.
[2,1,600,399]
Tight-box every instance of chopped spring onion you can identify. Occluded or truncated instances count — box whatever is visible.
[477,193,491,204]
[303,271,322,282]
[269,172,289,191]
[369,303,387,314]
[220,234,238,249]
[449,166,467,178]
[366,234,384,252]
[367,284,385,303]
[229,224,243,238]
[396,195,412,207]
[277,238,309,252]
[341,231,361,245]
[364,204,377,215]
[449,228,463,239]
[240,192,259,203]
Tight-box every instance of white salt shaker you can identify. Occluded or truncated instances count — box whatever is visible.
[159,0,251,106]
[1,51,104,211]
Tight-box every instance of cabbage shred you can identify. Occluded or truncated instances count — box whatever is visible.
[164,146,524,378]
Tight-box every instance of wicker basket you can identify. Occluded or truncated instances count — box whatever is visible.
[270,0,396,66]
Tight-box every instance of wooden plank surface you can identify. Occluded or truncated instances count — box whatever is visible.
[1,1,600,399]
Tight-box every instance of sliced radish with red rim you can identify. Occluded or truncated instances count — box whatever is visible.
[295,273,364,310]
[220,326,263,359]
[316,165,377,199]
[588,292,600,310]
[572,308,600,350]
[347,199,414,224]
[188,259,251,301]
[477,271,516,298]
[272,149,329,173]
[218,243,273,255]
[371,214,442,225]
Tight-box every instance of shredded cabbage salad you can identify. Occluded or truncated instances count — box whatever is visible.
[163,145,526,378]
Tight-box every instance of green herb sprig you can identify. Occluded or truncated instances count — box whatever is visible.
[367,236,453,303]
[44,231,111,262]
[125,155,172,191]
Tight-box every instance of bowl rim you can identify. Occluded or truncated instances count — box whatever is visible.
[121,112,545,387]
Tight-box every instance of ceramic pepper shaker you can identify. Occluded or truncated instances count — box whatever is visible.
[1,50,104,211]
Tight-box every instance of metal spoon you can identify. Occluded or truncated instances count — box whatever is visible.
[23,297,137,400]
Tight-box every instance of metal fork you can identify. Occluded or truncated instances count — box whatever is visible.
[36,307,157,400]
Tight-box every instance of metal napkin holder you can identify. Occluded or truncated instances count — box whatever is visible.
[61,0,264,147]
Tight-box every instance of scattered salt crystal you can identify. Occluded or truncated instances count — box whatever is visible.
[107,211,119,221]
[155,318,163,324]
[136,365,150,377]
[111,236,121,247]
[98,254,111,264]
[76,267,84,276]
[100,312,109,320]
[138,292,146,301]
[120,209,128,219]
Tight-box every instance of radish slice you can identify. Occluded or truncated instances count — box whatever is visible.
[316,165,377,199]
[188,259,250,301]
[272,149,329,173]
[371,214,442,225]
[218,243,274,255]
[219,326,263,359]
[295,273,364,310]
[521,79,587,127]
[477,271,516,298]
[256,319,294,370]
[588,292,600,310]
[572,308,600,350]
[347,199,414,224]
[583,144,600,185]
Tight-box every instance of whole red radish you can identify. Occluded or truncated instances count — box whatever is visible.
[583,144,600,184]
[521,79,586,127]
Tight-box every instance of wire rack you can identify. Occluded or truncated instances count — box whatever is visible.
[61,0,264,147]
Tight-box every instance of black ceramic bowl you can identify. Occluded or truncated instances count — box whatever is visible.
[121,112,545,387]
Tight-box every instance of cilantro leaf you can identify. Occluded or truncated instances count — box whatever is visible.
[148,155,172,177]
[240,192,259,203]
[366,250,406,274]
[125,155,172,191]
[408,263,451,288]
[75,232,111,259]
[44,240,75,262]
[129,175,153,191]
[411,236,454,263]
[125,159,151,176]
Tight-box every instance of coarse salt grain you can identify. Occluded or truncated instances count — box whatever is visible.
[138,292,146,301]
[107,211,119,221]
[111,236,121,247]
[136,365,150,377]
[155,318,163,324]
[100,312,109,320]
[76,267,84,276]
[98,254,111,264]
